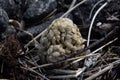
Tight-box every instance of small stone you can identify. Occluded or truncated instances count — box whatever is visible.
[0,8,9,41]
[0,8,9,27]
[0,0,25,19]
[23,0,57,24]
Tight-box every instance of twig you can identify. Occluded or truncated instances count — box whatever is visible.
[32,63,53,69]
[49,69,77,74]
[24,28,47,48]
[61,0,88,18]
[75,67,86,77]
[21,67,49,80]
[89,0,104,19]
[87,2,108,46]
[30,54,42,73]
[91,38,118,54]
[48,67,86,79]
[40,9,57,22]
[25,59,37,66]
[65,0,77,17]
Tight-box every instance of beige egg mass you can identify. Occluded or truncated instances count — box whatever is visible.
[39,18,86,63]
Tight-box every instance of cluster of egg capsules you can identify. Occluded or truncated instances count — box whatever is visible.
[39,18,86,64]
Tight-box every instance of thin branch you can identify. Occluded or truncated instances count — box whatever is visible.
[50,69,77,74]
[48,67,86,79]
[87,2,108,46]
[21,67,49,80]
[91,38,118,54]
[75,67,86,77]
[24,28,47,48]
[32,63,53,69]
[61,0,88,18]
[89,0,104,19]
[65,0,77,17]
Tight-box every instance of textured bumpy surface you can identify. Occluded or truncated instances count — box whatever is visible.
[39,18,86,63]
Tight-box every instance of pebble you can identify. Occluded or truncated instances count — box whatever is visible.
[0,8,9,41]
[0,0,25,19]
[23,0,57,24]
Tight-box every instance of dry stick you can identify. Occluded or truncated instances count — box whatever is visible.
[68,0,77,10]
[61,0,88,18]
[85,59,120,80]
[21,67,50,80]
[87,2,108,46]
[65,0,77,17]
[75,67,86,77]
[89,0,104,19]
[32,27,119,69]
[48,67,86,79]
[24,28,47,48]
[30,55,42,73]
[50,69,77,74]
[40,9,57,22]
[19,58,49,80]
[90,38,118,54]
[25,59,37,66]
[32,63,53,69]
[25,0,88,48]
